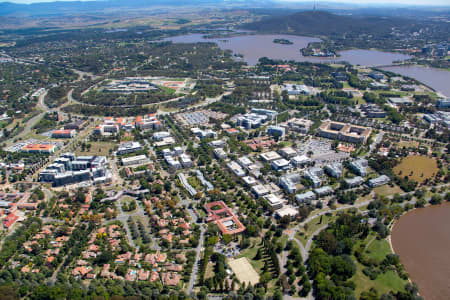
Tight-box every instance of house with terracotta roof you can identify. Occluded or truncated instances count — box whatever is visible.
[3,213,18,229]
[125,269,136,281]
[138,269,150,281]
[166,264,183,272]
[46,256,55,267]
[161,272,181,286]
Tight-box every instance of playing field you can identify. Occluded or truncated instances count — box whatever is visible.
[228,257,260,285]
[393,155,438,183]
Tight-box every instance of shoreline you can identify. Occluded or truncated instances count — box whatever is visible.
[387,202,450,297]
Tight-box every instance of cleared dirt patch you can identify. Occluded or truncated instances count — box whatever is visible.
[228,257,260,286]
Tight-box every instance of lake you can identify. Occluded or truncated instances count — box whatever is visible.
[381,65,450,97]
[163,34,411,67]
[391,203,450,300]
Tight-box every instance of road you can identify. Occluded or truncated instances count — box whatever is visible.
[111,197,146,250]
[5,90,49,147]
[157,91,232,115]
[187,225,205,296]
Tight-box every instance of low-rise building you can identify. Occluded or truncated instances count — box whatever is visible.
[344,176,365,188]
[279,147,297,158]
[242,176,258,186]
[121,155,149,166]
[22,144,57,154]
[369,72,385,80]
[275,206,298,219]
[237,156,253,168]
[117,142,142,155]
[260,151,282,162]
[252,184,270,198]
[165,156,181,170]
[271,159,291,171]
[325,162,343,178]
[368,175,390,187]
[208,140,226,148]
[388,97,413,106]
[52,129,76,139]
[227,161,245,177]
[314,186,333,197]
[267,125,285,137]
[191,128,217,139]
[287,118,312,133]
[213,148,227,160]
[304,167,323,187]
[436,98,450,109]
[291,155,312,168]
[350,159,368,176]
[318,121,372,144]
[264,194,283,210]
[295,191,316,203]
[282,84,311,95]
[279,173,301,194]
[180,154,193,168]
[153,131,171,141]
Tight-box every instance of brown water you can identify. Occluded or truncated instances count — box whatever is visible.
[391,203,450,300]
[163,34,411,66]
[382,65,450,97]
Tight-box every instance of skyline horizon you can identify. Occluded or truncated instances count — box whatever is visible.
[2,0,450,6]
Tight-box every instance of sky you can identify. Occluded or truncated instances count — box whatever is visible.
[4,0,450,5]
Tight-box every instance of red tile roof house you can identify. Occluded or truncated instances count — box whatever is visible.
[162,272,181,286]
[138,269,150,281]
[3,213,19,229]
[166,264,183,272]
[125,269,137,281]
[175,254,186,262]
[72,266,92,278]
[46,256,55,267]
[88,244,99,252]
[150,271,159,282]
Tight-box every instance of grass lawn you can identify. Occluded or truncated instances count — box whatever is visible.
[277,234,289,249]
[205,262,215,279]
[159,86,176,95]
[397,140,419,149]
[373,184,403,197]
[297,213,336,246]
[121,196,137,213]
[393,155,438,184]
[75,141,115,156]
[187,176,202,190]
[352,260,407,297]
[235,237,264,272]
[351,234,407,297]
[365,238,391,263]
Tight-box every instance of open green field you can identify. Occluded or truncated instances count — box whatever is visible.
[397,140,419,149]
[373,184,403,197]
[352,236,407,297]
[75,141,116,156]
[393,155,438,183]
[365,238,391,263]
[235,237,264,272]
[353,262,407,297]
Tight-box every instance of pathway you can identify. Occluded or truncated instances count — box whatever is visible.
[187,225,205,295]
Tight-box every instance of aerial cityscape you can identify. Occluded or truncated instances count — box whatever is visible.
[0,0,449,299]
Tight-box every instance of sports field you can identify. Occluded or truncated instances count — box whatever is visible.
[228,257,260,285]
[393,155,438,183]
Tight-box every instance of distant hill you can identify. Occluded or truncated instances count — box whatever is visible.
[0,0,274,17]
[242,10,411,36]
